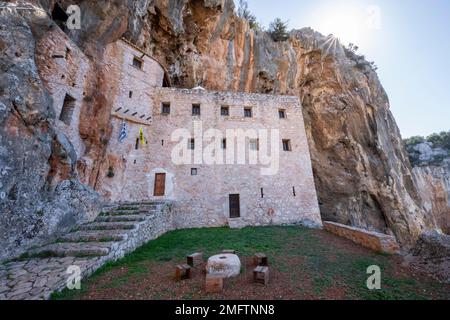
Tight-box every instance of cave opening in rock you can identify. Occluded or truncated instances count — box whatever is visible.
[162,72,171,87]
[51,3,69,32]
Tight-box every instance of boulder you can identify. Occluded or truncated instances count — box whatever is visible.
[206,254,241,278]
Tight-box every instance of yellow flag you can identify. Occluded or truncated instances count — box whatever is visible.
[139,127,145,146]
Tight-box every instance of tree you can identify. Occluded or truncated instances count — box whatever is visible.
[347,43,359,54]
[237,0,261,31]
[268,18,289,42]
[427,131,450,150]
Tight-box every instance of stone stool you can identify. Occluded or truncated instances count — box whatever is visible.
[222,250,237,254]
[175,264,191,281]
[253,266,269,285]
[187,252,203,267]
[205,274,223,293]
[253,253,268,266]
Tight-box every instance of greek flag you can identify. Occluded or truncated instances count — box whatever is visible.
[118,120,127,143]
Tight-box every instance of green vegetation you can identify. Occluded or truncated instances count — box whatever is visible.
[51,227,448,300]
[404,131,450,166]
[426,131,450,150]
[268,18,290,42]
[236,0,262,31]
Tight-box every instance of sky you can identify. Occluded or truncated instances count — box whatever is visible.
[244,0,450,138]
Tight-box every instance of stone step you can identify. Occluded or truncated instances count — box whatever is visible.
[103,209,148,215]
[28,242,113,258]
[76,222,138,231]
[119,201,161,205]
[95,215,146,223]
[117,202,159,208]
[58,230,128,243]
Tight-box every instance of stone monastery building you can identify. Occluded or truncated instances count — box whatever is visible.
[37,29,322,230]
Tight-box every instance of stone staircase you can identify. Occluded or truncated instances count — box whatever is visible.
[0,201,173,300]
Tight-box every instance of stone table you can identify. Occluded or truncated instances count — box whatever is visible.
[206,254,241,278]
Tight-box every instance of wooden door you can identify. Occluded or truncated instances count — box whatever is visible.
[229,194,240,218]
[154,173,166,196]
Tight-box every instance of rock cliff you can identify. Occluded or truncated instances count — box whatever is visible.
[0,0,445,260]
[405,139,450,234]
[132,0,433,244]
[0,3,101,261]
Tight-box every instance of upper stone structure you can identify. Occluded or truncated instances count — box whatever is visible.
[39,33,322,229]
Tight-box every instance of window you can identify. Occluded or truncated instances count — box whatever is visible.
[129,91,133,98]
[192,104,201,116]
[162,102,170,114]
[221,106,230,116]
[222,139,227,149]
[191,168,198,176]
[279,109,286,119]
[244,107,252,118]
[59,94,76,126]
[188,139,195,150]
[249,139,259,151]
[282,139,292,151]
[132,56,143,70]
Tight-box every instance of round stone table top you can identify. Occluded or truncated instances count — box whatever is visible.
[206,254,241,278]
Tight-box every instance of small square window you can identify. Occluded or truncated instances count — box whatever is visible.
[162,102,170,114]
[192,104,201,116]
[249,139,259,151]
[59,94,76,126]
[282,139,292,152]
[221,106,230,116]
[132,57,143,69]
[279,109,286,119]
[191,168,198,176]
[188,138,195,150]
[222,139,227,149]
[244,107,252,118]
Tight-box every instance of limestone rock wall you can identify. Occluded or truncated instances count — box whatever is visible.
[129,0,433,244]
[0,0,444,262]
[413,165,450,234]
[0,6,100,261]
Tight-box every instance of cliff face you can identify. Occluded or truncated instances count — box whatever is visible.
[0,0,442,260]
[0,4,101,261]
[408,142,450,234]
[130,0,433,244]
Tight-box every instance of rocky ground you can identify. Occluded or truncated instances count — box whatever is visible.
[52,227,450,300]
[0,202,171,300]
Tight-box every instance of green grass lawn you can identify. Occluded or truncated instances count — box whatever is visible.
[52,226,449,300]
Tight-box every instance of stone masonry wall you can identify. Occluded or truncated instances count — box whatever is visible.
[323,221,400,254]
[154,88,322,229]
[98,60,322,229]
[0,201,174,300]
[35,28,91,159]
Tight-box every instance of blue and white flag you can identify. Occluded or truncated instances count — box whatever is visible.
[118,120,127,143]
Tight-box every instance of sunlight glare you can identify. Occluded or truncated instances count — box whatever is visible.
[308,2,373,46]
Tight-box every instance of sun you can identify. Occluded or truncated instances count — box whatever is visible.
[308,2,370,46]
